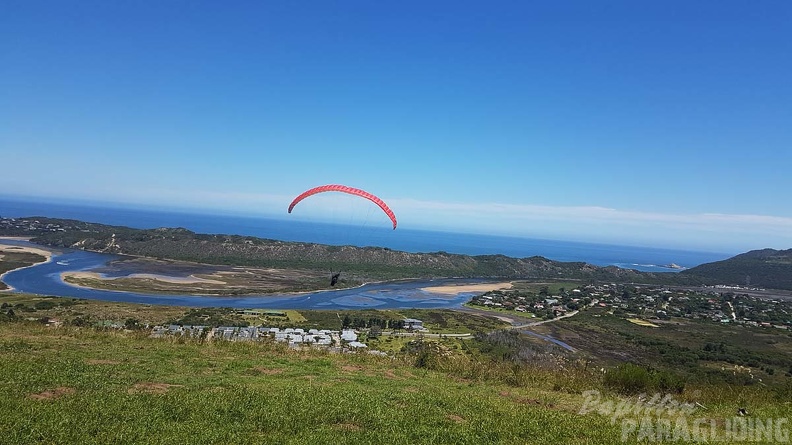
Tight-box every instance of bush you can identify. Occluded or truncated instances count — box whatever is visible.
[604,363,652,394]
[604,363,685,394]
[34,301,57,310]
[400,338,451,370]
[654,369,685,394]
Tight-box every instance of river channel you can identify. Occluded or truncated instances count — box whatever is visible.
[2,240,488,310]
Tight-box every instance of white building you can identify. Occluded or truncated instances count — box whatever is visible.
[341,330,357,342]
[403,318,424,330]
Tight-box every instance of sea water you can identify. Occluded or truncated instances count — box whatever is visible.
[0,197,732,271]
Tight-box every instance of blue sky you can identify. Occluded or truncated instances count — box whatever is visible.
[2,1,791,252]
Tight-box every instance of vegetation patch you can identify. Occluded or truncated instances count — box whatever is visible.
[603,363,685,394]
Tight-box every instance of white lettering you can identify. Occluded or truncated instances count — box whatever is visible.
[578,390,601,415]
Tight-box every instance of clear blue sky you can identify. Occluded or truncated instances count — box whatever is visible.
[2,1,791,252]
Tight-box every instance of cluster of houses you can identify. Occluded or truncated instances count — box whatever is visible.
[469,283,792,330]
[148,318,427,351]
[150,325,371,349]
[470,287,593,318]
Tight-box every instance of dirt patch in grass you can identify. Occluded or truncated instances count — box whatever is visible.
[341,365,364,372]
[30,387,75,400]
[499,391,555,408]
[332,423,362,432]
[403,386,420,393]
[401,370,416,378]
[382,370,402,380]
[129,382,183,394]
[86,359,121,365]
[253,367,284,375]
[446,414,466,423]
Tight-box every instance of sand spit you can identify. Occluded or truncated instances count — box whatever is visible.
[62,271,227,285]
[420,282,513,295]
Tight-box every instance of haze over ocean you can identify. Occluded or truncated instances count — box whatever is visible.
[0,198,732,272]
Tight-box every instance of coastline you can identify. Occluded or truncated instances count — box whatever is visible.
[0,240,55,292]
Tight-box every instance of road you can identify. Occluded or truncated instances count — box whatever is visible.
[383,331,473,339]
[513,309,581,329]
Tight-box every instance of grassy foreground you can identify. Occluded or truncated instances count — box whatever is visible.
[0,321,616,444]
[2,322,790,444]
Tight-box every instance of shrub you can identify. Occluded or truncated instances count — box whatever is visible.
[604,363,652,394]
[604,363,685,394]
[34,300,57,310]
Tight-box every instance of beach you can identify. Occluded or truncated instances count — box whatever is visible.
[420,282,513,295]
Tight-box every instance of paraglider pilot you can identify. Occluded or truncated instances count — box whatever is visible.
[330,272,341,287]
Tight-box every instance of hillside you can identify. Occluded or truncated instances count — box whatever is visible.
[2,319,790,445]
[9,217,792,291]
[1,217,698,287]
[681,248,792,290]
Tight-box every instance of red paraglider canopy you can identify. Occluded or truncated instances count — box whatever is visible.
[288,184,397,229]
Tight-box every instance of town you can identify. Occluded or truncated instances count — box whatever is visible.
[0,217,75,234]
[468,283,792,330]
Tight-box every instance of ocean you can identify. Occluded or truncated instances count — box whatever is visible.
[0,197,732,271]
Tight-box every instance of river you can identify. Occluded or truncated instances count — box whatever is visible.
[2,240,491,310]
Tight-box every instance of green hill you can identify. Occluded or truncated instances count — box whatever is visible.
[681,248,792,290]
[6,216,792,290]
[0,217,696,286]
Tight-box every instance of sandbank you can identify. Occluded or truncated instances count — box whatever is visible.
[62,272,227,285]
[420,282,513,295]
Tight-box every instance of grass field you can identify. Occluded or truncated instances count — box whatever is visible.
[2,321,790,444]
[0,322,623,444]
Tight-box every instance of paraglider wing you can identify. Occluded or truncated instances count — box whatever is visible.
[287,184,397,229]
